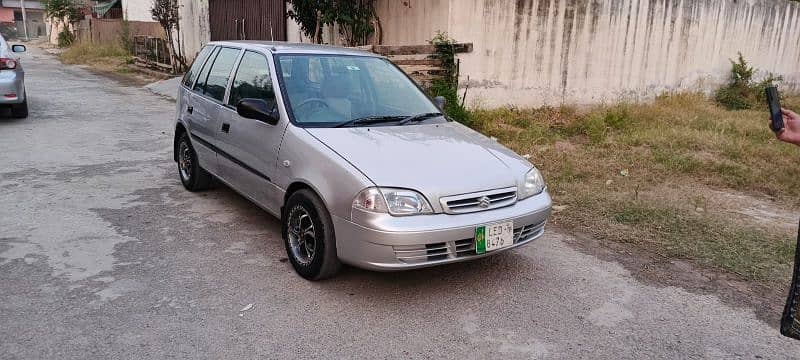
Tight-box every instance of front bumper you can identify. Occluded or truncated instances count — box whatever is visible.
[333,191,552,270]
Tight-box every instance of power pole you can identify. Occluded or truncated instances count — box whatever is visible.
[20,0,29,41]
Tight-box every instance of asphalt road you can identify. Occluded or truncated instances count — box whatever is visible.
[2,46,800,359]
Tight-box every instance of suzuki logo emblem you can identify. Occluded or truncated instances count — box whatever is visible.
[478,196,491,208]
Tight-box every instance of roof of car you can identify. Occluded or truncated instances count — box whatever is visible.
[206,41,382,57]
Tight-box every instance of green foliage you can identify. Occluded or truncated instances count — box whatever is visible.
[57,28,75,48]
[429,31,457,84]
[42,0,82,23]
[334,1,375,46]
[151,0,179,29]
[567,105,633,143]
[426,31,470,125]
[714,52,783,110]
[287,0,333,43]
[429,79,470,125]
[118,19,133,54]
[286,0,375,46]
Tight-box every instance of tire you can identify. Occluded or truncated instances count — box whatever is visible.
[11,99,28,119]
[176,132,214,191]
[282,189,341,280]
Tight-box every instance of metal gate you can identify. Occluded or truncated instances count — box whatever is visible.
[209,0,287,42]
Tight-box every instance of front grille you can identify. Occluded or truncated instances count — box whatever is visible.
[440,187,518,214]
[392,222,546,264]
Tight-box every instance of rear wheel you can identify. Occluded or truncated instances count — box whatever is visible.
[176,132,213,191]
[11,99,27,118]
[282,189,341,280]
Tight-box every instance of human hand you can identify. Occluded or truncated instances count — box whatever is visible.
[774,108,800,146]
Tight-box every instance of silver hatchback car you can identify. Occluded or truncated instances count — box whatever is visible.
[174,41,552,280]
[0,35,27,118]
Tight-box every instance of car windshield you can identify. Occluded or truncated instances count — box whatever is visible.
[276,54,441,127]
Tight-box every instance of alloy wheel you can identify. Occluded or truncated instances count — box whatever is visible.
[287,206,317,266]
[179,142,192,181]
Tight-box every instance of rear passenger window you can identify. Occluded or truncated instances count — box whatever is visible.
[228,51,274,106]
[192,47,219,93]
[182,46,213,87]
[201,47,241,102]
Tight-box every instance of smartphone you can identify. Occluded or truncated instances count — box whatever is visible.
[766,86,784,132]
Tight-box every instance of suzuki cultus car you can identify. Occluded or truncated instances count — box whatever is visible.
[175,41,552,280]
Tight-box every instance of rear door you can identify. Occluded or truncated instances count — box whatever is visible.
[189,46,243,175]
[216,50,287,215]
[180,45,217,174]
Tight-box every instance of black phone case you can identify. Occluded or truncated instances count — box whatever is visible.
[766,87,784,132]
[781,219,800,340]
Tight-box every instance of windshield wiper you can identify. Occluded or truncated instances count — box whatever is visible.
[397,112,443,125]
[335,115,406,128]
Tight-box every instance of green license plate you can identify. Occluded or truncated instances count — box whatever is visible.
[475,220,514,254]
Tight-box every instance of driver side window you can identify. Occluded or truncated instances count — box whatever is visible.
[229,51,275,107]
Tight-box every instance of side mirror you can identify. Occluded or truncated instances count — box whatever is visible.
[237,98,279,125]
[11,45,26,53]
[433,96,446,111]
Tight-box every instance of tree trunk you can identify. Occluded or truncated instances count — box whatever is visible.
[163,28,178,74]
[174,19,186,71]
[313,10,321,44]
[372,6,382,45]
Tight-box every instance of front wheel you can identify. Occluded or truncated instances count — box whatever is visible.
[282,189,341,280]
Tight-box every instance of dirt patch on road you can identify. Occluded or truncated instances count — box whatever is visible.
[559,226,791,327]
[551,183,797,327]
[80,65,161,87]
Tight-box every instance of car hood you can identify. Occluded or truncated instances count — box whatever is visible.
[305,122,534,203]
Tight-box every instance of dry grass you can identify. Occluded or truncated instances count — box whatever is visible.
[59,42,133,73]
[472,93,800,284]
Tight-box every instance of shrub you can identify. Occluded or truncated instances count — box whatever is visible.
[429,78,470,125]
[57,28,75,48]
[567,105,633,143]
[119,19,133,54]
[427,31,471,125]
[714,53,782,110]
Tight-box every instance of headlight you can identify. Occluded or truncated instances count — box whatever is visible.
[353,187,433,216]
[519,167,545,199]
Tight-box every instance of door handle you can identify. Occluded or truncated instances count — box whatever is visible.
[221,123,230,133]
[234,19,239,39]
[187,105,193,114]
[242,18,246,40]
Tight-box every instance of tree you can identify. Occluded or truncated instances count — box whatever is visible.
[335,0,377,46]
[151,0,186,73]
[287,0,334,44]
[42,0,81,22]
[286,0,377,46]
[42,0,82,47]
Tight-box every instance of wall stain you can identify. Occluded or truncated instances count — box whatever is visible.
[376,0,800,106]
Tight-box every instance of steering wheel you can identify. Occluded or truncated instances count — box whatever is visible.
[295,98,330,114]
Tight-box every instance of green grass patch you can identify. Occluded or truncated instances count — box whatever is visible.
[611,202,794,280]
[470,91,800,286]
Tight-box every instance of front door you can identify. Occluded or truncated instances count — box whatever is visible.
[209,0,287,41]
[216,50,288,216]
